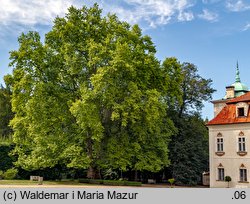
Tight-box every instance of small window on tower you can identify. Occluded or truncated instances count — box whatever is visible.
[238,107,245,117]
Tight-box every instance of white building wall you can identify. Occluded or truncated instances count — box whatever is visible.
[213,102,226,117]
[209,124,250,188]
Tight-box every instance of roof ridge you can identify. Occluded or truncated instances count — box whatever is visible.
[227,91,250,104]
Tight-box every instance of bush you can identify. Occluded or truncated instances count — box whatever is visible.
[225,176,231,182]
[78,179,141,186]
[124,181,142,186]
[225,176,232,188]
[79,178,90,183]
[3,168,18,180]
[168,178,175,187]
[103,169,119,180]
[103,180,141,186]
[79,179,103,184]
[103,180,124,186]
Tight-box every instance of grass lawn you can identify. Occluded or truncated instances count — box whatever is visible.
[0,179,95,186]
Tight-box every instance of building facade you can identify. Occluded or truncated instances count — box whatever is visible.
[207,65,250,188]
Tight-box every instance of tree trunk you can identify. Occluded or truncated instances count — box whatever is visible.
[86,130,99,179]
[87,166,95,179]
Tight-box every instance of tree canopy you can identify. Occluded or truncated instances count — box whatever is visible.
[6,4,184,178]
[177,62,215,117]
[4,4,215,183]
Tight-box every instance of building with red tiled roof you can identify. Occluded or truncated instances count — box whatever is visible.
[207,64,250,188]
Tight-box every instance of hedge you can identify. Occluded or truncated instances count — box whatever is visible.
[79,179,141,186]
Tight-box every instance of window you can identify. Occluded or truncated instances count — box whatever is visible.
[216,133,224,156]
[218,168,224,181]
[240,169,247,182]
[238,137,246,152]
[217,138,223,152]
[238,107,245,117]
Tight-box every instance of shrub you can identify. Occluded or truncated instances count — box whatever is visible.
[124,181,142,186]
[168,178,175,187]
[103,180,141,186]
[79,178,90,183]
[103,169,119,180]
[225,176,231,182]
[78,179,141,186]
[103,180,124,186]
[3,168,18,180]
[225,176,232,188]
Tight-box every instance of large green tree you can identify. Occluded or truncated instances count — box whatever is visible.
[7,4,180,178]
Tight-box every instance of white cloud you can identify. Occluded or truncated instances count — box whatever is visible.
[0,0,75,26]
[242,23,250,31]
[104,0,195,27]
[0,0,196,29]
[178,11,194,22]
[226,0,250,12]
[202,0,222,4]
[198,9,218,22]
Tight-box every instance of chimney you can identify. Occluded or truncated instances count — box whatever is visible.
[225,86,235,99]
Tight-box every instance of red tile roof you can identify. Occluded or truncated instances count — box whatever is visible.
[207,91,250,126]
[227,91,250,104]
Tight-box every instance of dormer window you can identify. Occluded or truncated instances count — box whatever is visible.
[236,102,249,117]
[238,107,245,117]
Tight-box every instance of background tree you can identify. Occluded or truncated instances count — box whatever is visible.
[0,84,14,139]
[178,62,215,117]
[168,114,209,185]
[7,4,181,179]
[166,61,215,185]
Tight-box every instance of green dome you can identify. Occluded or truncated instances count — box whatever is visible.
[231,82,248,92]
[231,82,248,97]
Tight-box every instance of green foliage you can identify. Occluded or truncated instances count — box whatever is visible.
[161,57,183,106]
[0,170,3,179]
[0,144,15,171]
[168,114,209,185]
[79,179,141,186]
[5,3,215,184]
[168,178,175,185]
[225,176,231,188]
[103,169,119,180]
[225,176,231,182]
[0,85,14,138]
[177,62,216,116]
[164,60,214,185]
[7,4,178,177]
[3,168,18,180]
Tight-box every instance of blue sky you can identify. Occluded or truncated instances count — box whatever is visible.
[1,0,250,120]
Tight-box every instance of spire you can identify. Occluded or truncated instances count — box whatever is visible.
[235,61,241,83]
